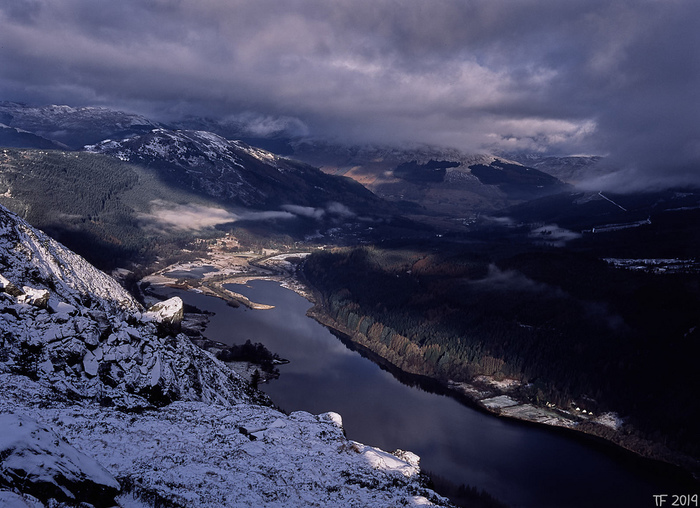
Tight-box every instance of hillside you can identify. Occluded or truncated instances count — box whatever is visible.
[0,148,226,269]
[0,203,450,507]
[0,135,407,270]
[289,141,571,218]
[0,123,68,149]
[301,204,700,472]
[0,101,161,149]
[86,128,389,213]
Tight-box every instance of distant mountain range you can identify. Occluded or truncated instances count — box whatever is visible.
[505,153,606,186]
[0,101,604,217]
[288,141,579,215]
[0,103,403,268]
[0,101,160,149]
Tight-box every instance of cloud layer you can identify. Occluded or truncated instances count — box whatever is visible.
[139,200,353,232]
[1,0,698,188]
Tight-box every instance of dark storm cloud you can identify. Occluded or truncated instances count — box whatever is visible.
[0,0,698,189]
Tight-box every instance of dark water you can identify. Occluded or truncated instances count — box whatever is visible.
[164,280,696,508]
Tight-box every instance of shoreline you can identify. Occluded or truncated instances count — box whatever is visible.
[304,305,700,483]
[138,251,699,484]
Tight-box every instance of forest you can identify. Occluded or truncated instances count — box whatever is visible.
[0,149,220,270]
[302,239,700,459]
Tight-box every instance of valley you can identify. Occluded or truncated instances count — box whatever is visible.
[139,234,313,309]
[167,278,698,508]
[0,101,698,507]
[131,214,700,485]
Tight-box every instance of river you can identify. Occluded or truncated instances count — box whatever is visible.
[163,279,695,508]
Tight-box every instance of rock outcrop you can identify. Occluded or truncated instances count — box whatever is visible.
[143,296,184,333]
[0,203,450,507]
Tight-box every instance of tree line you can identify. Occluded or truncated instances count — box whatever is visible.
[303,243,700,458]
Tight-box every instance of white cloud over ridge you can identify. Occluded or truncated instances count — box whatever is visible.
[1,0,699,188]
[139,202,239,231]
[139,200,354,233]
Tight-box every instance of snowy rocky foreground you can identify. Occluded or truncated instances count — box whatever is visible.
[0,203,450,507]
[1,377,445,508]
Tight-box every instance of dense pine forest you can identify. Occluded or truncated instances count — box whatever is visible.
[302,240,700,458]
[0,149,220,269]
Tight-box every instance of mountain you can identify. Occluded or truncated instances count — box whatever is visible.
[86,128,390,213]
[497,187,700,258]
[0,101,161,149]
[0,123,68,150]
[169,115,298,155]
[505,153,606,185]
[288,140,570,217]
[0,202,258,406]
[0,203,450,507]
[0,143,414,273]
[467,159,567,200]
[0,147,227,269]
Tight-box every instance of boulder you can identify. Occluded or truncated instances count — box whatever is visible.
[17,287,49,309]
[0,274,23,297]
[143,296,184,332]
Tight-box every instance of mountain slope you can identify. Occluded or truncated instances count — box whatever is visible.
[0,203,259,406]
[0,101,161,149]
[289,141,570,216]
[0,200,138,314]
[506,153,606,185]
[0,123,68,149]
[86,129,389,213]
[0,147,229,269]
[0,203,449,507]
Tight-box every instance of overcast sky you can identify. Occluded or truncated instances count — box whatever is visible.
[1,0,698,188]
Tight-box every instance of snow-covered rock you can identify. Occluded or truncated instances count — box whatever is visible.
[17,286,49,308]
[0,204,139,314]
[0,202,449,507]
[143,296,184,330]
[0,203,262,408]
[0,490,44,508]
[0,273,22,296]
[0,413,120,507]
[0,377,449,508]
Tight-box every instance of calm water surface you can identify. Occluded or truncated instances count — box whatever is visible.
[163,280,695,508]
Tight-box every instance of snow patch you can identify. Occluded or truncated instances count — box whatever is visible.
[0,413,120,506]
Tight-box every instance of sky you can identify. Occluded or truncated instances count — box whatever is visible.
[1,0,699,189]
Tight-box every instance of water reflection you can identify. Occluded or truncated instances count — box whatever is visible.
[163,280,696,508]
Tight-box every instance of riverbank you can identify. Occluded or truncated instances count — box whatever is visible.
[305,304,700,482]
[136,243,699,482]
[138,235,314,309]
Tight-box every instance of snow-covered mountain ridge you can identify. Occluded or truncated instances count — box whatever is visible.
[0,102,161,149]
[86,128,386,212]
[0,203,449,507]
[0,204,139,314]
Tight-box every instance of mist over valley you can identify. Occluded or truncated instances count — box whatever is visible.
[1,2,699,505]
